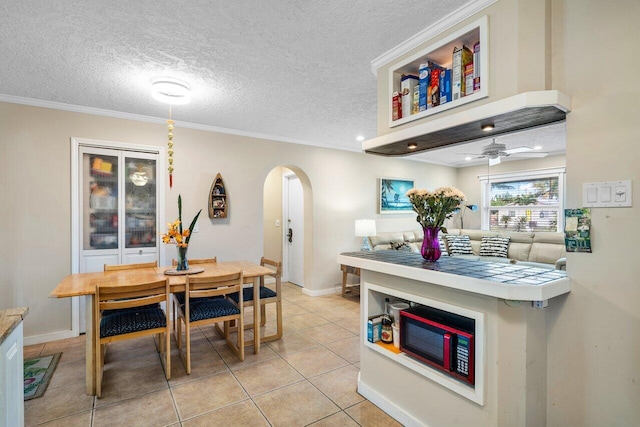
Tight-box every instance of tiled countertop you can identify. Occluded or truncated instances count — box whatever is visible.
[0,307,28,345]
[337,251,571,301]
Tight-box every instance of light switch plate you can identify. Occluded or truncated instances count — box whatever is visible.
[583,180,632,207]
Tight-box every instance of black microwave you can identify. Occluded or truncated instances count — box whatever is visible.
[399,305,475,386]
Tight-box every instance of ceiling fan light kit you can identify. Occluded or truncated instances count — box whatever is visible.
[467,138,549,166]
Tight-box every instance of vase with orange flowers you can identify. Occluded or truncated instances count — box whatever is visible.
[162,195,202,270]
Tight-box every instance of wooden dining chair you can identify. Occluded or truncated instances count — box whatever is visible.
[229,257,283,343]
[170,257,217,334]
[94,278,171,398]
[103,261,160,314]
[175,271,244,374]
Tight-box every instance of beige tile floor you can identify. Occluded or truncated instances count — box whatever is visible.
[24,283,402,427]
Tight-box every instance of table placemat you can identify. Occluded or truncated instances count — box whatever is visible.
[163,267,205,276]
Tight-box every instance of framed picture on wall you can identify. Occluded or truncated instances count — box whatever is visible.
[379,178,414,214]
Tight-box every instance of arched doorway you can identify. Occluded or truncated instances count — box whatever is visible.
[263,166,313,289]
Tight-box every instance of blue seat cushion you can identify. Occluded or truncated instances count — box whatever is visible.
[100,308,166,338]
[228,287,277,303]
[184,298,240,322]
[174,292,222,305]
[102,303,160,317]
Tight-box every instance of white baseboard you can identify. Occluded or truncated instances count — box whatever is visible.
[24,329,79,346]
[357,372,426,427]
[301,286,341,297]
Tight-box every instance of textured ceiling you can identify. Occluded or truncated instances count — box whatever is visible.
[0,0,564,166]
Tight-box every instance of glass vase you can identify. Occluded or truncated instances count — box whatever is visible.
[421,226,442,262]
[176,246,189,271]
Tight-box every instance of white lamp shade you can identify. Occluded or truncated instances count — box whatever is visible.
[355,219,376,237]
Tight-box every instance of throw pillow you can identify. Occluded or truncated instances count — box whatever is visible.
[390,240,411,251]
[445,235,473,255]
[479,236,510,258]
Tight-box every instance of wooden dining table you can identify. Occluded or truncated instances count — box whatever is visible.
[49,261,273,396]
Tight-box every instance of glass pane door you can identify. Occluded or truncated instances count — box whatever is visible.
[83,152,119,250]
[124,156,157,249]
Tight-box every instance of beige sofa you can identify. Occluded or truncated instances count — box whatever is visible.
[368,228,566,270]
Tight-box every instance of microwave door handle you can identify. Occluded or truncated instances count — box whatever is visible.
[443,333,452,371]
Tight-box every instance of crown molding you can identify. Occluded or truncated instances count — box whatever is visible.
[0,94,361,153]
[370,0,497,75]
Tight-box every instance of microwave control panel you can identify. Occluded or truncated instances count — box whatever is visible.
[456,336,470,377]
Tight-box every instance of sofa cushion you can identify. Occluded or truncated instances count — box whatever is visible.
[390,240,411,251]
[479,236,510,258]
[445,235,473,255]
[498,232,534,261]
[370,232,406,251]
[529,232,566,264]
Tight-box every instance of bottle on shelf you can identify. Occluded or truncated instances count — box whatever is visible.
[381,298,393,344]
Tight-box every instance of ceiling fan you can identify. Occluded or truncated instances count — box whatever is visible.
[462,139,549,166]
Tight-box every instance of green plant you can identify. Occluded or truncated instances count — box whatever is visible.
[161,194,202,247]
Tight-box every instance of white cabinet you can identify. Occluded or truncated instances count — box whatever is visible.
[0,322,24,427]
[75,141,162,273]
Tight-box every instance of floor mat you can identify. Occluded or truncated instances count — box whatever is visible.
[23,352,61,400]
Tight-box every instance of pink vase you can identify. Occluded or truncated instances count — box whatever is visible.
[421,226,442,262]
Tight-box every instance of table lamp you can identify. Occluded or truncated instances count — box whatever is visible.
[355,219,376,251]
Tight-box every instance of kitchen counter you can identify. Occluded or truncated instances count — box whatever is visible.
[0,307,28,346]
[342,251,569,426]
[337,251,570,301]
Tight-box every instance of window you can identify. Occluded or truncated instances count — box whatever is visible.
[479,168,565,232]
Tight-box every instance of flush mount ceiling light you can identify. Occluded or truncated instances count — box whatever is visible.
[407,142,418,150]
[150,78,191,105]
[356,135,365,142]
[481,123,495,132]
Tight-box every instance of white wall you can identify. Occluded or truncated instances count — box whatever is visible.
[0,101,457,340]
[547,0,640,425]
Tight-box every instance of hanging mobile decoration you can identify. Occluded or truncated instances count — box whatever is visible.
[167,105,174,188]
[150,77,191,190]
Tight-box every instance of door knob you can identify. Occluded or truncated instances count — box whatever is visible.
[287,228,293,243]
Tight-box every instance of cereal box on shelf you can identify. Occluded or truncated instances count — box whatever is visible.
[418,62,429,112]
[473,41,481,92]
[452,45,473,101]
[392,91,401,121]
[400,74,418,118]
[439,69,452,104]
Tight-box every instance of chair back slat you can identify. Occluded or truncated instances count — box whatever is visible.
[260,257,282,277]
[99,294,166,311]
[104,261,158,271]
[172,257,217,266]
[97,279,169,311]
[186,272,243,300]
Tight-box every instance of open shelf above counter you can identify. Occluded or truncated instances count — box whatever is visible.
[364,90,571,156]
